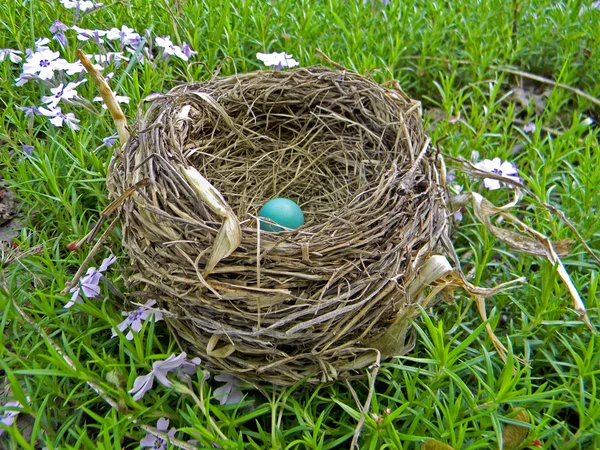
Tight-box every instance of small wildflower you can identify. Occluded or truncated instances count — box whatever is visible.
[21,145,34,156]
[50,20,68,33]
[129,353,187,401]
[105,25,141,46]
[474,157,521,190]
[140,417,176,450]
[213,374,243,405]
[60,0,99,11]
[0,400,25,436]
[21,49,65,80]
[32,37,51,53]
[71,25,107,43]
[93,94,130,109]
[112,300,164,340]
[180,42,197,60]
[155,36,193,61]
[0,48,23,63]
[16,105,39,118]
[256,51,300,69]
[41,80,86,108]
[38,106,81,131]
[65,255,116,308]
[102,135,118,147]
[52,32,68,47]
[90,52,129,65]
[523,122,536,133]
[179,357,202,378]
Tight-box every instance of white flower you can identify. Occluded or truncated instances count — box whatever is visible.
[474,157,521,190]
[90,52,129,65]
[41,80,86,108]
[21,49,64,80]
[105,25,141,46]
[38,106,81,131]
[256,52,299,68]
[523,122,536,133]
[60,0,100,11]
[155,36,192,61]
[0,49,23,63]
[71,25,108,43]
[93,95,130,109]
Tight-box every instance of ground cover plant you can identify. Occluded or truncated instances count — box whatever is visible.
[1,0,599,448]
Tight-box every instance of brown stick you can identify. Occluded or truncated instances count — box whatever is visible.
[77,49,130,145]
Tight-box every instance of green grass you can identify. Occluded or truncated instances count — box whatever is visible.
[1,0,600,448]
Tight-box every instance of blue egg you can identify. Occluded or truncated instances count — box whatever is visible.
[259,198,304,232]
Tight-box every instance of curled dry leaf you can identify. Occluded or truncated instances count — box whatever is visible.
[501,408,530,450]
[421,439,455,450]
[180,166,241,276]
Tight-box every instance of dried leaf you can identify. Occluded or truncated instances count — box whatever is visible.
[180,166,241,275]
[207,334,236,358]
[502,408,530,450]
[421,439,455,450]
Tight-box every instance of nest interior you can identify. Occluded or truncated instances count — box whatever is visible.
[107,66,450,385]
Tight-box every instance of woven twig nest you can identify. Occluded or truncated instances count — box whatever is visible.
[107,66,452,385]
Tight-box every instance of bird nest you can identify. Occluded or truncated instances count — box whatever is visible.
[106,66,454,385]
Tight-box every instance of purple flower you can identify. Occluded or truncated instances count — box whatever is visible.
[21,145,34,156]
[474,157,521,190]
[523,122,536,133]
[0,400,25,436]
[50,20,68,33]
[128,353,188,401]
[140,417,176,450]
[213,374,243,405]
[256,52,299,69]
[71,25,108,43]
[112,300,164,340]
[102,135,118,148]
[38,106,81,131]
[0,48,23,63]
[16,105,39,118]
[53,32,68,48]
[181,42,197,60]
[66,255,116,308]
[41,80,86,108]
[179,357,201,377]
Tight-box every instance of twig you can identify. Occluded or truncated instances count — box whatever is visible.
[345,352,381,450]
[397,55,600,108]
[315,48,349,71]
[61,216,119,295]
[77,49,130,145]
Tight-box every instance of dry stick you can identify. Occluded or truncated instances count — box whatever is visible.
[446,155,600,266]
[61,216,119,295]
[77,49,130,145]
[346,354,381,450]
[397,55,600,108]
